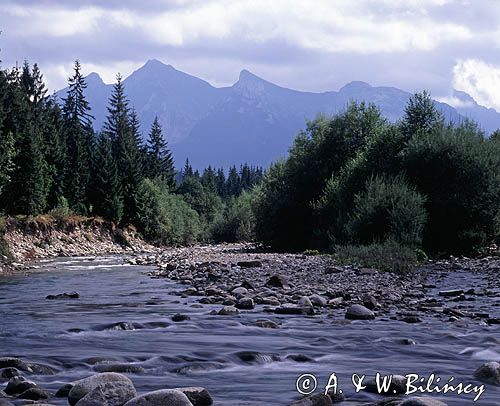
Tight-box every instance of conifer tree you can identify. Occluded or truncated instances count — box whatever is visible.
[62,60,94,213]
[146,116,175,187]
[226,166,241,197]
[92,133,123,222]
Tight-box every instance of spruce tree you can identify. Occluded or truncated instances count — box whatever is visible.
[92,133,123,222]
[226,166,241,197]
[62,60,94,213]
[146,116,175,187]
[103,75,145,223]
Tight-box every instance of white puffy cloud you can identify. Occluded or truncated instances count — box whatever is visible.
[452,59,500,110]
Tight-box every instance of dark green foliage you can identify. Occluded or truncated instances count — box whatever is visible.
[255,102,386,250]
[400,90,443,138]
[212,190,257,242]
[146,117,175,187]
[346,175,426,247]
[400,123,499,253]
[91,133,123,223]
[62,60,94,213]
[135,178,200,245]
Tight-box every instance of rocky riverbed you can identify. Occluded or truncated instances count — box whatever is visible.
[1,244,499,405]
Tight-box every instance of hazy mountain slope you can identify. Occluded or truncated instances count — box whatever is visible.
[55,60,500,168]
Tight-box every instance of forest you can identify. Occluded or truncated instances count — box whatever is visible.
[1,60,499,266]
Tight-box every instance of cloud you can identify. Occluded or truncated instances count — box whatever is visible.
[452,59,500,110]
[0,0,498,98]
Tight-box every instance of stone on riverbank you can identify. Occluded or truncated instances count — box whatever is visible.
[4,376,38,395]
[75,381,137,406]
[124,389,193,405]
[345,304,375,320]
[17,386,50,400]
[68,372,135,405]
[175,387,213,405]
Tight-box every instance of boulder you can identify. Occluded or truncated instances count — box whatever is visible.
[175,387,213,405]
[55,383,74,397]
[75,381,137,406]
[217,306,240,316]
[0,358,31,372]
[362,294,379,310]
[4,376,37,395]
[266,275,290,289]
[124,389,193,405]
[235,297,255,310]
[345,304,375,320]
[290,393,333,405]
[46,291,80,299]
[93,363,145,374]
[309,294,327,307]
[68,373,135,405]
[473,361,500,385]
[171,314,190,322]
[0,368,19,380]
[17,387,50,400]
[255,319,279,329]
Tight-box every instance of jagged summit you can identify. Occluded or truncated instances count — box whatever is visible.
[56,61,500,169]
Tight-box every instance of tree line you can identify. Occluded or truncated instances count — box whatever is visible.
[0,60,262,244]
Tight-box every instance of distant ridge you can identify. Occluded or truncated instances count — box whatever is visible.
[55,60,500,169]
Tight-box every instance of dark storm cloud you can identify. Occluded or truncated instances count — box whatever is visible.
[1,0,500,109]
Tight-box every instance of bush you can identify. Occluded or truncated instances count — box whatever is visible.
[135,178,201,245]
[334,240,419,273]
[400,123,500,254]
[346,175,427,247]
[178,175,224,239]
[255,102,386,251]
[47,196,73,220]
[212,190,257,242]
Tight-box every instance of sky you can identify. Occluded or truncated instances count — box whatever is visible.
[2,0,500,110]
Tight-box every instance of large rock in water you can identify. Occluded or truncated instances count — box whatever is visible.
[4,376,38,395]
[68,373,135,405]
[175,387,213,405]
[473,361,500,385]
[345,304,375,320]
[124,389,193,405]
[75,381,137,406]
[290,393,333,405]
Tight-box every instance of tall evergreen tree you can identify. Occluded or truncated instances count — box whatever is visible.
[103,75,144,223]
[146,116,175,187]
[62,60,94,213]
[92,133,123,222]
[226,166,241,197]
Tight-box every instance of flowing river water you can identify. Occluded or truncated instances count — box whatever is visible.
[0,256,499,405]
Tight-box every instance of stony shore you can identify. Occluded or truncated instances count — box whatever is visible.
[133,243,500,327]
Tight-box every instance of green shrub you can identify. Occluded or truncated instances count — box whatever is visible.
[254,102,387,251]
[334,240,419,273]
[135,178,201,245]
[48,196,73,220]
[400,123,500,253]
[346,175,427,247]
[212,190,257,242]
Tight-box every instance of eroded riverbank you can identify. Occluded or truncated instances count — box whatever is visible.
[0,245,499,405]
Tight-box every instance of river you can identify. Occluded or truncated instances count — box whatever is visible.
[0,256,499,405]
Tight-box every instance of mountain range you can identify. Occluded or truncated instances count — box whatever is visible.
[56,59,500,169]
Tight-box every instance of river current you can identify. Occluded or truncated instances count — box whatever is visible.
[0,256,499,405]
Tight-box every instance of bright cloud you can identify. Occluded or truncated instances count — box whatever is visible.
[452,59,500,110]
